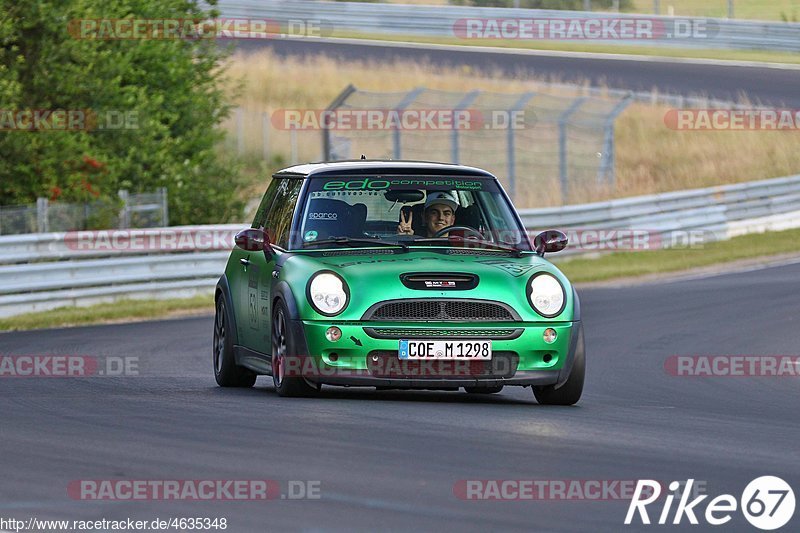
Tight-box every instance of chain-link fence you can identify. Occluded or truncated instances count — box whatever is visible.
[0,188,169,236]
[314,86,631,206]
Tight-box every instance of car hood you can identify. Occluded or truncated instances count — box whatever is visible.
[281,249,574,322]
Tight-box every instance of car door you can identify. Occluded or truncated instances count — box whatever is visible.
[237,177,303,354]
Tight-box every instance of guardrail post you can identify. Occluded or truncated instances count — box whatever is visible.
[322,84,357,161]
[653,0,660,14]
[393,87,425,160]
[36,197,49,233]
[506,92,536,201]
[583,0,591,11]
[451,90,481,164]
[558,97,587,205]
[118,189,130,229]
[159,187,169,226]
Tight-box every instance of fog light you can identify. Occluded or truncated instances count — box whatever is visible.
[543,328,557,344]
[325,326,342,342]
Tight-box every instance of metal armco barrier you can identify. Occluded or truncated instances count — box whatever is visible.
[2,175,800,318]
[218,0,800,52]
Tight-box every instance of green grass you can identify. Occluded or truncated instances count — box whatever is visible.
[629,0,800,21]
[331,30,800,65]
[558,226,800,282]
[2,227,799,331]
[0,295,214,332]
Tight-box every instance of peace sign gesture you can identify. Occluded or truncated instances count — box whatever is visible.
[397,209,414,235]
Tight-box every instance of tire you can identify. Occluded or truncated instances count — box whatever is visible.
[271,300,318,398]
[464,386,504,394]
[213,297,257,388]
[533,324,585,406]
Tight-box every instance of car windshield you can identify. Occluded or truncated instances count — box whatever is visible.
[292,175,532,252]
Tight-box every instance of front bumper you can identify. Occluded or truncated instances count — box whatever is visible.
[288,319,581,388]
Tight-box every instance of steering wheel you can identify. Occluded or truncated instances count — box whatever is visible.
[433,225,483,239]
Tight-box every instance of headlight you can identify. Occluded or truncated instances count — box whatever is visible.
[527,273,566,318]
[307,272,349,316]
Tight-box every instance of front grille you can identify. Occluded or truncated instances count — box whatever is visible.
[365,328,520,339]
[366,351,519,379]
[365,299,517,322]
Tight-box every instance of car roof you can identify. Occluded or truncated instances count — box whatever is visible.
[272,160,497,179]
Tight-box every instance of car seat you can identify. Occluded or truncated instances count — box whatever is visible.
[304,198,367,240]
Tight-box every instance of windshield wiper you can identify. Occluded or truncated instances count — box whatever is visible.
[412,236,523,257]
[303,237,409,252]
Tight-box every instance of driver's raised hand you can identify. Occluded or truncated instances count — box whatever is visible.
[397,210,414,235]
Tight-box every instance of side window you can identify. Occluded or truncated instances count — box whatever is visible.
[252,178,281,229]
[263,178,303,249]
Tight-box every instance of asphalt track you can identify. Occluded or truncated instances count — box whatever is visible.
[236,38,800,107]
[1,261,798,531]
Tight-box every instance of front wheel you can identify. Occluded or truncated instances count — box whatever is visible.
[271,300,318,398]
[533,325,585,405]
[213,297,256,388]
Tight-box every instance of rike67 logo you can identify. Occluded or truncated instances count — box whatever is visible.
[626,477,795,530]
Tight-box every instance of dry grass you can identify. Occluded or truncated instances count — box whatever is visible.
[222,50,800,207]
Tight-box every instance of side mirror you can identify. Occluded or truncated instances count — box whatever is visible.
[235,228,273,257]
[534,230,568,256]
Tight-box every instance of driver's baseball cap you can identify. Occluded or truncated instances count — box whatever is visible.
[424,191,458,212]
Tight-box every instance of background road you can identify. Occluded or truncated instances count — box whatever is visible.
[1,262,798,531]
[237,38,800,107]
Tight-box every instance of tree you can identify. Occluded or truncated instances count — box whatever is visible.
[0,0,245,224]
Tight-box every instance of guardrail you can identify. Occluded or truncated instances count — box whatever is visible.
[219,0,800,52]
[2,175,800,318]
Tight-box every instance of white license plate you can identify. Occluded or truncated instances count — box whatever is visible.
[398,339,492,360]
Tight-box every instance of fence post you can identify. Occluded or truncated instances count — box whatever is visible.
[728,0,734,18]
[558,97,587,205]
[322,84,357,161]
[262,112,270,161]
[159,187,169,226]
[118,189,130,229]
[392,87,425,159]
[290,129,298,164]
[236,107,245,156]
[597,93,633,189]
[36,197,49,233]
[506,92,536,201]
[653,0,660,14]
[583,0,591,11]
[451,90,481,164]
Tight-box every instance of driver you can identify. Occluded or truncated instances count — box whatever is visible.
[397,191,458,237]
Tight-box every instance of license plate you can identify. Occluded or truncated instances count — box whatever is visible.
[398,339,492,360]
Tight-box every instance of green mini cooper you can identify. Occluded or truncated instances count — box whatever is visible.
[213,160,585,404]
